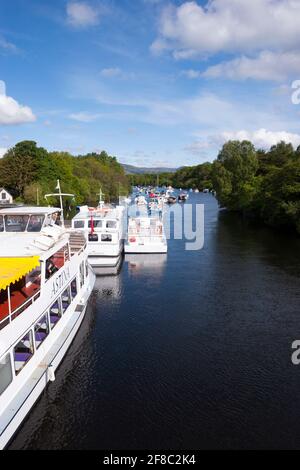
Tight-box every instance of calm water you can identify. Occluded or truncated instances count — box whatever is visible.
[9,194,300,450]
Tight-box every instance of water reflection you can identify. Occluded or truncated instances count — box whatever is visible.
[125,254,167,278]
[94,273,122,300]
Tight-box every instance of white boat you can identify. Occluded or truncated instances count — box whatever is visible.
[125,215,168,254]
[71,202,125,270]
[0,206,95,449]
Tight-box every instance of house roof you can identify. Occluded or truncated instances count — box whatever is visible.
[0,188,11,194]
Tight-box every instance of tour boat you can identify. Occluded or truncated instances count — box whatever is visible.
[125,214,168,254]
[0,206,95,449]
[71,201,125,271]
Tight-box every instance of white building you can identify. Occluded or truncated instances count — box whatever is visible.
[0,188,13,204]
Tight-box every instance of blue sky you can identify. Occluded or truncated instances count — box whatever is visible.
[0,0,300,167]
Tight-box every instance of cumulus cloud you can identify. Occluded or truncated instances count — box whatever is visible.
[220,128,300,149]
[66,2,100,28]
[152,1,300,58]
[0,80,36,125]
[202,51,300,82]
[185,128,300,157]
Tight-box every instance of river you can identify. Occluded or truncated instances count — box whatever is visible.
[9,193,300,450]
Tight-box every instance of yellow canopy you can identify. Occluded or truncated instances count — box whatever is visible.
[0,256,40,291]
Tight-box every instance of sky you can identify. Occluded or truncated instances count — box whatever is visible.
[0,0,300,167]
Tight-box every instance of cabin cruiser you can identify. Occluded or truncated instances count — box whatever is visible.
[125,212,168,254]
[71,202,125,271]
[0,206,95,449]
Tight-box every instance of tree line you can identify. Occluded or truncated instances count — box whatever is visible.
[0,141,129,209]
[132,140,300,235]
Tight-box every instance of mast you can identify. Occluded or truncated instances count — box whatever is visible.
[44,179,75,228]
[97,187,105,209]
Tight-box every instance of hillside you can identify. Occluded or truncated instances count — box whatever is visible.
[121,163,178,175]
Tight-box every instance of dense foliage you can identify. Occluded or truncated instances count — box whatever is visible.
[133,140,300,235]
[0,141,129,208]
[212,140,300,234]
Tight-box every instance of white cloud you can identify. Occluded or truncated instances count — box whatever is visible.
[66,2,100,28]
[69,111,101,122]
[152,1,300,58]
[100,67,122,78]
[202,50,300,82]
[220,128,300,149]
[0,148,7,158]
[0,80,36,125]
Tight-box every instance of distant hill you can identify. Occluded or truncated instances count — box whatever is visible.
[121,163,178,175]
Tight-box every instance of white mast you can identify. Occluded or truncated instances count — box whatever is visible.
[44,179,74,228]
[98,187,105,209]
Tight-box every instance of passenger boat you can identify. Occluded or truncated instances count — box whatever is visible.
[125,214,168,254]
[0,206,95,449]
[71,200,125,271]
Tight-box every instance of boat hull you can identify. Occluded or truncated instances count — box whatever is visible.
[124,243,168,254]
[0,268,95,450]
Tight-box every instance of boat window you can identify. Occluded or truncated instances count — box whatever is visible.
[0,288,9,330]
[49,299,62,328]
[74,220,85,229]
[4,215,29,232]
[14,331,34,375]
[34,315,50,349]
[27,214,45,232]
[45,249,65,280]
[0,215,4,232]
[61,287,71,313]
[101,234,112,242]
[88,233,98,242]
[71,278,78,299]
[106,220,117,229]
[0,354,13,396]
[85,261,89,278]
[88,220,103,229]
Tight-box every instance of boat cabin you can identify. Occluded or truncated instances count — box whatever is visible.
[72,205,123,244]
[0,207,62,233]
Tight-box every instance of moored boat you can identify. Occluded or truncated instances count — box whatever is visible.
[71,200,125,271]
[0,206,95,449]
[125,215,167,254]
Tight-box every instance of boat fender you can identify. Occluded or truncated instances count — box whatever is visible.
[47,364,56,382]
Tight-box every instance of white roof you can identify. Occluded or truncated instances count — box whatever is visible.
[73,205,123,220]
[0,227,68,258]
[0,206,61,215]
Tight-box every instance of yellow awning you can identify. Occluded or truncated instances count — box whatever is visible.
[0,256,40,291]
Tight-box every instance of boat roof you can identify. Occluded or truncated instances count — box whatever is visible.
[0,230,68,258]
[0,206,61,215]
[73,205,122,220]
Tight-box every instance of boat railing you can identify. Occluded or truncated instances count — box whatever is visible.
[0,289,41,331]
